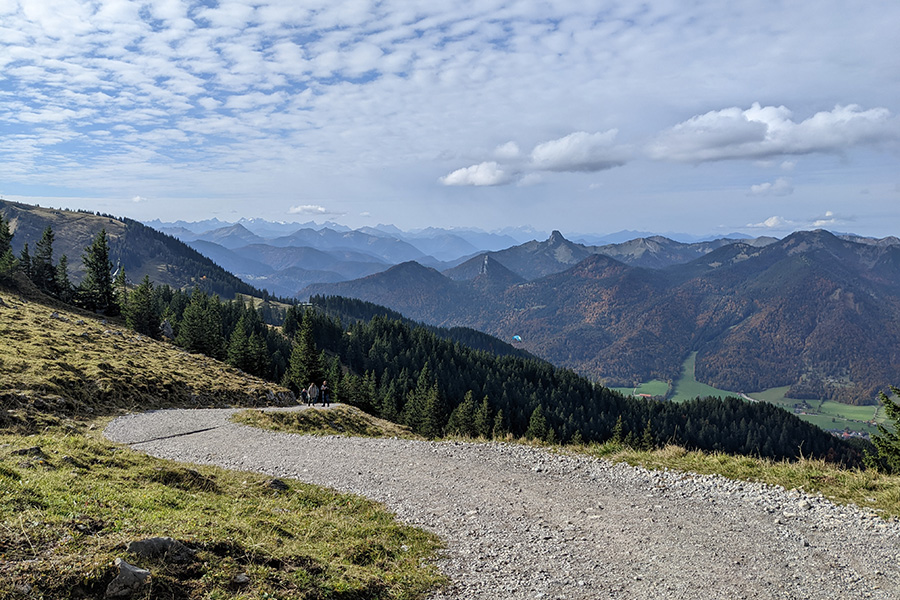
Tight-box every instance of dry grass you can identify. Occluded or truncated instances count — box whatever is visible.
[0,285,293,432]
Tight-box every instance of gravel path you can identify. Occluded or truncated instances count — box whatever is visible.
[105,406,900,600]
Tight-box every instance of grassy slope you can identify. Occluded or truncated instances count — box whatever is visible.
[0,281,444,599]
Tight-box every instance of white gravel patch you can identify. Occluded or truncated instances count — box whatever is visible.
[105,406,900,600]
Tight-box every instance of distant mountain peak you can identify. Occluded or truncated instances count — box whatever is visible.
[548,230,567,245]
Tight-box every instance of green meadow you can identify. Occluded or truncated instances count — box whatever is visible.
[616,353,888,435]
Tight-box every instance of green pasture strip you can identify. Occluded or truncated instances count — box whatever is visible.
[670,352,734,401]
[0,427,445,599]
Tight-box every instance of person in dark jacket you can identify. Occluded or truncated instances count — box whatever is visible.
[321,381,330,407]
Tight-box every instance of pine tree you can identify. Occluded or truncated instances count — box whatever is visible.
[55,255,73,303]
[79,229,118,314]
[114,265,127,310]
[18,243,32,279]
[474,395,493,438]
[176,290,224,357]
[446,391,477,437]
[611,414,625,445]
[32,226,58,296]
[227,314,251,371]
[866,386,900,473]
[421,382,445,439]
[126,275,160,337]
[492,408,508,440]
[525,405,548,441]
[287,316,323,391]
[640,418,655,451]
[0,213,16,275]
[402,364,432,432]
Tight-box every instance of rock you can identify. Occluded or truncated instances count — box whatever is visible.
[265,478,290,491]
[160,319,175,340]
[105,558,150,598]
[11,446,48,459]
[127,537,195,564]
[232,572,251,585]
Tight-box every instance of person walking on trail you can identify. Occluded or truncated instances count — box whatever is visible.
[321,380,330,407]
[300,388,309,406]
[307,382,319,407]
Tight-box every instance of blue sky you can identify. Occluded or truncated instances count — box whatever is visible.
[2,1,899,238]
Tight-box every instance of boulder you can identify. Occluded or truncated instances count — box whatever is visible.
[105,558,150,598]
[127,537,195,564]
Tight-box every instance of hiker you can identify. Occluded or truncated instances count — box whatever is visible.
[307,382,319,407]
[300,387,309,406]
[321,380,330,407]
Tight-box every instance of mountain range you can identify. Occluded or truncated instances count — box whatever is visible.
[301,230,900,405]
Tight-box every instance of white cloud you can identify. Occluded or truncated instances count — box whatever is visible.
[439,162,513,186]
[493,141,520,160]
[749,177,793,196]
[132,195,146,203]
[289,204,334,215]
[649,103,899,163]
[746,216,793,229]
[530,130,628,172]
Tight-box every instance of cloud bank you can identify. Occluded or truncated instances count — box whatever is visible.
[648,103,898,163]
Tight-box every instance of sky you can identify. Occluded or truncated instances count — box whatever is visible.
[2,0,899,239]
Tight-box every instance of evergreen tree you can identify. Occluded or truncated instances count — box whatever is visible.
[227,315,251,371]
[176,290,224,357]
[866,386,900,473]
[32,226,58,296]
[421,382,445,439]
[611,414,625,445]
[79,229,118,314]
[114,265,127,310]
[446,390,477,437]
[18,243,32,279]
[492,409,508,440]
[640,418,655,451]
[0,213,15,275]
[126,275,160,337]
[474,395,493,439]
[402,364,432,432]
[55,254,73,303]
[525,405,548,440]
[287,316,323,391]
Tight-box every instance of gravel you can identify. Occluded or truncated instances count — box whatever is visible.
[105,406,900,600]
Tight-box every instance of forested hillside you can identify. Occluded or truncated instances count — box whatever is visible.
[0,199,264,299]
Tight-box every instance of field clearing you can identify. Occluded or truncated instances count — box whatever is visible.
[611,379,670,397]
[669,352,734,401]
